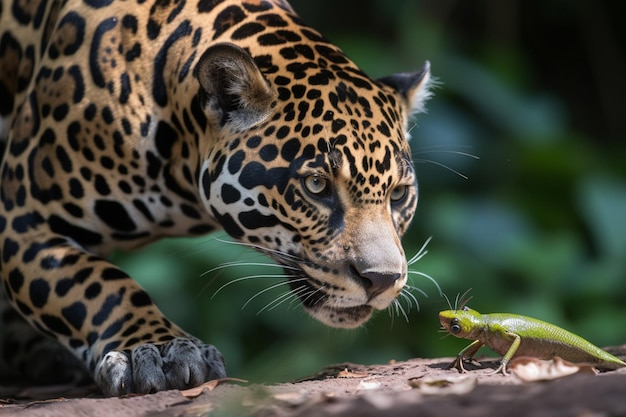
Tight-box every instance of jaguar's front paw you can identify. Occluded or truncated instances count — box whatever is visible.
[94,337,226,396]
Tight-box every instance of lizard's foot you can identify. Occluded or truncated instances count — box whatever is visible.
[95,337,226,396]
[447,355,472,373]
[447,355,486,374]
[487,360,509,376]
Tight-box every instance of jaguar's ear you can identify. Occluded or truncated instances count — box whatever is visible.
[378,61,433,119]
[194,43,276,131]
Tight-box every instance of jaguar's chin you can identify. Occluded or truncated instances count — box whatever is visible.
[305,304,375,329]
[286,271,400,328]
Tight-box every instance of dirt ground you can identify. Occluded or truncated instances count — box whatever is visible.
[2,351,626,417]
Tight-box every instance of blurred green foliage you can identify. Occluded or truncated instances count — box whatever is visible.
[113,0,626,383]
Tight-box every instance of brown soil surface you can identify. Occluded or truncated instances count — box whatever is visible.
[2,353,626,416]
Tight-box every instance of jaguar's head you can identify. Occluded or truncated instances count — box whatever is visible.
[194,42,431,328]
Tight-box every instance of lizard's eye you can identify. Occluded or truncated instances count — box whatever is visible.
[450,318,461,334]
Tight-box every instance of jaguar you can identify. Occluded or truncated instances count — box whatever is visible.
[0,0,432,396]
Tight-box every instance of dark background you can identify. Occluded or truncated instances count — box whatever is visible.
[113,0,626,382]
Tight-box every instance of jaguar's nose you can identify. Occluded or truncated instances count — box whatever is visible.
[356,269,401,299]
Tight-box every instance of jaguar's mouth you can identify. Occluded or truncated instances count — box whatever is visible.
[287,275,377,328]
[307,303,375,328]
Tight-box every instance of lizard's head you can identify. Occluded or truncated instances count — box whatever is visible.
[439,306,482,339]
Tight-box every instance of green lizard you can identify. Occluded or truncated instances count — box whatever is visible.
[439,305,626,375]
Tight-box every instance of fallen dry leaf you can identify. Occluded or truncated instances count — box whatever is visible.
[173,403,215,416]
[273,391,310,406]
[179,377,248,398]
[408,374,476,396]
[509,357,598,382]
[23,398,69,408]
[337,368,369,378]
[357,380,382,390]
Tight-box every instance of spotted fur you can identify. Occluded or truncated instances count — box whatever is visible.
[0,0,432,395]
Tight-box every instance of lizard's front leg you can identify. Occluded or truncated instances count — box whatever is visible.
[448,340,484,373]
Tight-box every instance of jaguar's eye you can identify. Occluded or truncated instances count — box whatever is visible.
[303,175,329,196]
[390,184,408,202]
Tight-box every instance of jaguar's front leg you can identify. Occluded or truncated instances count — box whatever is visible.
[1,236,226,396]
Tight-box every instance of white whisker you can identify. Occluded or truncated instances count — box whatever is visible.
[297,284,327,308]
[395,299,410,323]
[413,147,480,161]
[407,270,442,297]
[287,285,314,309]
[213,237,303,263]
[258,285,308,314]
[402,292,415,310]
[407,236,432,266]
[201,260,297,278]
[397,292,410,311]
[280,285,312,311]
[387,299,397,325]
[211,274,287,299]
[388,299,396,323]
[404,235,442,301]
[241,277,308,310]
[404,284,428,299]
[401,287,421,311]
[256,290,294,315]
[415,158,470,180]
[412,143,479,180]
